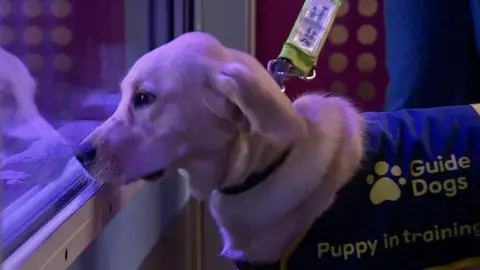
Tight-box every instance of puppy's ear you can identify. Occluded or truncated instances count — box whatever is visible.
[205,63,304,142]
[203,71,250,132]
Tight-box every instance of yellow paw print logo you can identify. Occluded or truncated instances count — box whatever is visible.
[366,161,406,205]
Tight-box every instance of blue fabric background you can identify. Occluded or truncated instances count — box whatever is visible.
[383,0,480,110]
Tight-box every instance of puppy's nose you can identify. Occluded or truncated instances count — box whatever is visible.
[75,142,97,167]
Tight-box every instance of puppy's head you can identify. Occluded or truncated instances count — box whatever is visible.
[77,32,304,198]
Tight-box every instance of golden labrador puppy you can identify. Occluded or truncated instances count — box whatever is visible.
[77,32,480,270]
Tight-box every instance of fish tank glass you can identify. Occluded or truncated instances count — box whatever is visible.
[0,0,174,262]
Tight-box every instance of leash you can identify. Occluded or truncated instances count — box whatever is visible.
[267,0,343,92]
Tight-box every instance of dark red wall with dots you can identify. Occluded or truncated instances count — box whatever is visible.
[256,0,388,112]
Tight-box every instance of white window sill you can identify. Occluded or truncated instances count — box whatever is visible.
[3,170,191,270]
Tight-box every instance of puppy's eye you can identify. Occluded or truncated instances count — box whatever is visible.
[132,92,156,108]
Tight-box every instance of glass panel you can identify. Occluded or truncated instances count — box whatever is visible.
[0,0,161,259]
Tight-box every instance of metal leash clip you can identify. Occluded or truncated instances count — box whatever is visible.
[268,58,316,92]
[267,0,343,93]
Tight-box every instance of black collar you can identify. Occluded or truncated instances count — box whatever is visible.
[219,148,291,195]
[234,261,280,270]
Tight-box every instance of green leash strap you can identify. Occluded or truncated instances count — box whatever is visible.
[269,0,342,89]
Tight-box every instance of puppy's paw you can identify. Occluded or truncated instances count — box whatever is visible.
[293,93,365,186]
[293,93,363,138]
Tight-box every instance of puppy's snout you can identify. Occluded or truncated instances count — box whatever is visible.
[75,142,97,167]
